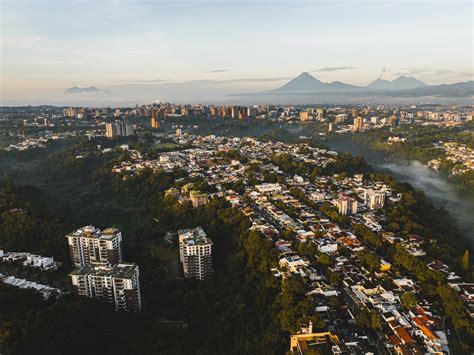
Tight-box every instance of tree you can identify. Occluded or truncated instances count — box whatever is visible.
[400,292,417,310]
[462,249,470,271]
[317,253,332,266]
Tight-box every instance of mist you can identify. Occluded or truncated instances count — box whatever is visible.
[323,136,474,238]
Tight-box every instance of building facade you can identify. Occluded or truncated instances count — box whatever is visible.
[365,189,385,210]
[178,227,213,280]
[66,226,123,267]
[69,263,142,312]
[105,123,134,138]
[189,190,209,208]
[334,195,358,215]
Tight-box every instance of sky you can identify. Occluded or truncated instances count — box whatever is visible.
[1,0,473,105]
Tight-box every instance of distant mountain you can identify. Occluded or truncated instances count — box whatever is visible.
[64,86,110,94]
[233,72,472,103]
[276,72,325,92]
[366,78,392,90]
[389,80,474,97]
[273,72,359,93]
[367,76,426,90]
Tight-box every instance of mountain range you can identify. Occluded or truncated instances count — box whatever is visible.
[272,72,430,93]
[366,76,426,90]
[247,72,473,100]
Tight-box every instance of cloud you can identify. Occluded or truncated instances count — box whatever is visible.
[206,69,231,73]
[378,68,387,79]
[128,79,166,83]
[217,77,292,83]
[392,68,473,78]
[311,66,355,73]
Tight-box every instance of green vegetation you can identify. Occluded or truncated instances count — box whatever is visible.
[400,292,417,310]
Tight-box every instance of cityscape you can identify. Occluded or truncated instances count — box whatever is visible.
[1,0,473,355]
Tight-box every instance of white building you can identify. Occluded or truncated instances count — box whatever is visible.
[66,226,123,267]
[105,123,134,138]
[255,183,282,194]
[23,254,59,270]
[365,189,385,210]
[69,263,142,312]
[334,194,358,215]
[178,227,213,280]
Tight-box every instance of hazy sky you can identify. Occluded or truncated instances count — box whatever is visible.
[1,0,473,105]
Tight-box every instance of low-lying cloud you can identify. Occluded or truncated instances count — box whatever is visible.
[206,69,231,73]
[311,66,355,73]
[382,160,474,236]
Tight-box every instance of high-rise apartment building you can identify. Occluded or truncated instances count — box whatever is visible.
[365,190,385,210]
[389,115,399,127]
[105,123,134,138]
[178,227,213,280]
[151,108,166,128]
[353,116,363,132]
[334,194,358,215]
[316,108,326,121]
[63,107,75,118]
[189,190,209,208]
[299,111,310,121]
[66,226,123,267]
[69,262,142,312]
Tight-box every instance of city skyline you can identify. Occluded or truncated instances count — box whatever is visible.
[1,0,473,105]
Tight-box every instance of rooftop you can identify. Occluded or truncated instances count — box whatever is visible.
[69,262,138,279]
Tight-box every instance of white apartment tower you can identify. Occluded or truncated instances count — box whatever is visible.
[178,227,213,280]
[334,194,358,215]
[365,189,385,210]
[66,226,123,267]
[69,263,142,312]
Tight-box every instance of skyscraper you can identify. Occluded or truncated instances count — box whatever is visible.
[178,227,213,280]
[69,262,142,312]
[365,189,385,210]
[105,123,134,138]
[353,116,363,132]
[151,108,166,128]
[66,226,123,267]
[334,194,358,215]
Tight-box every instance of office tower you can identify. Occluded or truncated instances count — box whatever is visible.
[178,227,213,280]
[69,263,142,312]
[334,194,358,215]
[328,123,333,132]
[365,190,385,210]
[66,226,123,267]
[353,116,363,132]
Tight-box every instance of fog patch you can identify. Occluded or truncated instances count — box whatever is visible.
[381,160,474,236]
